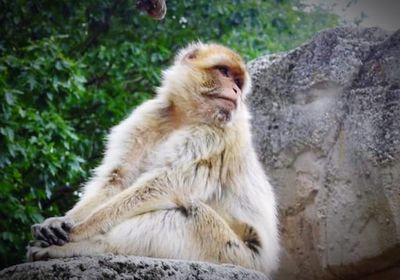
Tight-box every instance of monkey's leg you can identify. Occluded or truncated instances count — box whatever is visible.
[69,182,261,268]
[105,202,259,270]
[27,237,110,261]
[183,201,258,270]
[30,207,261,272]
[29,210,189,261]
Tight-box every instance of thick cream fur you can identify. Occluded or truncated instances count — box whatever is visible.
[34,43,279,277]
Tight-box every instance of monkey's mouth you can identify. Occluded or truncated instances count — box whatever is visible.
[208,95,237,110]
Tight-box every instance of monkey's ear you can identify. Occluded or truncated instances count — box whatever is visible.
[175,42,204,63]
[183,48,199,60]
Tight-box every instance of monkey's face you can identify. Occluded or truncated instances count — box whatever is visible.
[198,65,243,123]
[163,43,251,125]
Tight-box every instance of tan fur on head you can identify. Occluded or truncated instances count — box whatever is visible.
[172,42,251,98]
[157,42,252,127]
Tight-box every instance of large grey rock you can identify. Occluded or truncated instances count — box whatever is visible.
[0,255,267,280]
[248,27,400,280]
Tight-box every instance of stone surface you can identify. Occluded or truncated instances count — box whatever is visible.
[247,27,400,280]
[0,255,267,280]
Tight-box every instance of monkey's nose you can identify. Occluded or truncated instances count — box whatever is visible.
[233,87,238,94]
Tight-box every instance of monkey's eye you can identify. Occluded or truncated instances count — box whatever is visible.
[234,78,242,89]
[216,66,230,77]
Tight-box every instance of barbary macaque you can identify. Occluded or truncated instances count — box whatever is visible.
[27,43,280,277]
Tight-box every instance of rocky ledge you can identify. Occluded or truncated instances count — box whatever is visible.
[0,255,267,280]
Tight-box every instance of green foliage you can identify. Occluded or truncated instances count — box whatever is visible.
[0,0,336,268]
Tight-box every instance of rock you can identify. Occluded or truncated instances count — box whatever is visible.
[0,255,267,280]
[247,27,400,280]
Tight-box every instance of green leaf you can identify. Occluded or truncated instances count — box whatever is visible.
[5,92,15,105]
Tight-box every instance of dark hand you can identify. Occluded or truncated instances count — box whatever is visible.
[31,216,73,246]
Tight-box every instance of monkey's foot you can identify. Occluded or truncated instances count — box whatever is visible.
[26,240,50,262]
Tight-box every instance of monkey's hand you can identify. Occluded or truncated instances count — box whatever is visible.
[26,240,50,262]
[31,216,73,246]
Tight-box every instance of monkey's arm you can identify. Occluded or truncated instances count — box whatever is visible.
[31,99,171,244]
[67,99,172,221]
[69,127,225,241]
[69,167,197,241]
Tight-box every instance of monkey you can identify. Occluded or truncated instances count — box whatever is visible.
[27,42,280,277]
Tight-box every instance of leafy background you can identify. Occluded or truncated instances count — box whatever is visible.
[0,0,337,268]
